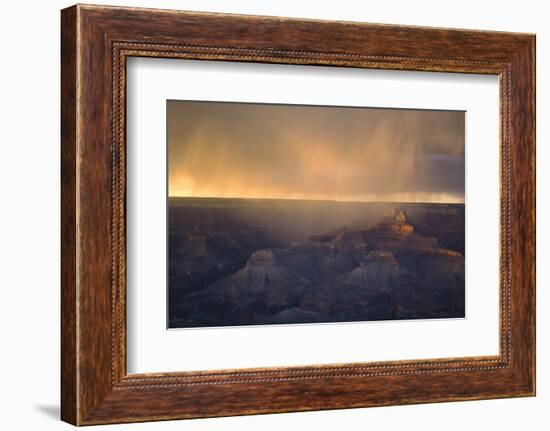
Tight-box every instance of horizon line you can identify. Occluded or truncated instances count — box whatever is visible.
[167,195,465,205]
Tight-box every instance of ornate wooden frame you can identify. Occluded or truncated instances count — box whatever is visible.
[61,4,535,425]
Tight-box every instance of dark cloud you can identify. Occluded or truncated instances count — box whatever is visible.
[167,101,465,203]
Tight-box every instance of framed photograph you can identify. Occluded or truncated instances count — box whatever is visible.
[165,101,467,329]
[61,4,535,425]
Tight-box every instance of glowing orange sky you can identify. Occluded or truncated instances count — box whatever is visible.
[167,101,465,203]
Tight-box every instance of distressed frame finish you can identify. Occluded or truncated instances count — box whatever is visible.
[61,4,535,426]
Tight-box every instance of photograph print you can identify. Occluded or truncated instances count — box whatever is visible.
[167,101,465,329]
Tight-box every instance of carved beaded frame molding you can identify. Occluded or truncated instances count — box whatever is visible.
[61,4,536,426]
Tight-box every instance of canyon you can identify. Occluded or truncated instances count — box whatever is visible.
[168,197,465,328]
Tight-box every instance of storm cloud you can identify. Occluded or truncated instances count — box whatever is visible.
[167,101,465,203]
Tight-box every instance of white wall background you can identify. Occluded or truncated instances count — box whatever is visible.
[0,0,546,429]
